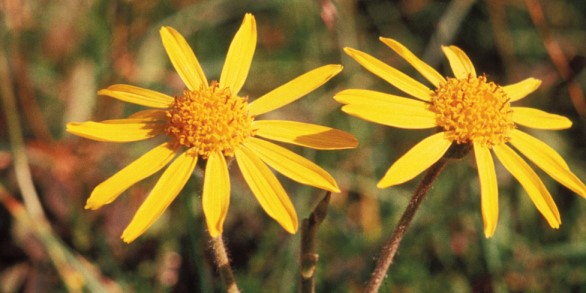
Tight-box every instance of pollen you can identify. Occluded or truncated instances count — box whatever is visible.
[165,81,254,158]
[430,75,515,148]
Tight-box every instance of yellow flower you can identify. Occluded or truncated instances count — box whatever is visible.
[67,14,357,243]
[336,38,586,237]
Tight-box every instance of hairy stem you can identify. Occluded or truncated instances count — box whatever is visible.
[365,158,448,292]
[210,235,240,293]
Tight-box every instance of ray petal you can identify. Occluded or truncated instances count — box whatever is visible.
[101,117,163,124]
[85,142,177,210]
[335,89,426,105]
[121,151,198,243]
[244,137,339,192]
[335,89,436,129]
[503,78,541,102]
[66,121,164,142]
[509,130,586,198]
[203,151,231,237]
[492,144,561,228]
[473,143,499,238]
[249,64,343,116]
[236,146,298,233]
[441,45,476,79]
[377,133,451,188]
[513,107,572,130]
[253,120,358,150]
[98,85,174,108]
[128,109,168,121]
[380,38,446,87]
[219,13,256,95]
[344,47,432,101]
[160,26,208,90]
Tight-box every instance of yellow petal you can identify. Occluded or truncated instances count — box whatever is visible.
[492,144,561,228]
[379,38,446,88]
[340,103,436,129]
[203,151,231,237]
[235,146,298,233]
[335,89,424,105]
[128,109,168,121]
[513,107,572,130]
[441,45,476,79]
[85,142,177,210]
[219,13,256,95]
[503,78,541,102]
[121,151,198,243]
[509,130,586,198]
[160,26,208,90]
[243,137,340,192]
[253,120,358,150]
[335,89,436,129]
[473,144,499,238]
[249,64,343,116]
[377,133,451,188]
[100,117,159,124]
[66,121,164,142]
[98,84,174,109]
[343,47,432,101]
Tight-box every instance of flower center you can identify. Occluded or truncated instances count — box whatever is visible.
[164,81,254,158]
[430,75,515,147]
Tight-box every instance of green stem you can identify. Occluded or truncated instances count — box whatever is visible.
[0,36,46,220]
[365,158,448,293]
[210,235,240,293]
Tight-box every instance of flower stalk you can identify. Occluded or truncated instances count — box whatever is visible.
[210,235,240,293]
[365,158,448,293]
[300,192,331,293]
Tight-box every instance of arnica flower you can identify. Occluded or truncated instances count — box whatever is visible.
[335,38,586,237]
[67,14,357,243]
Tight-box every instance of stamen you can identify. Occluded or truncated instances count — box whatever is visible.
[164,81,254,158]
[430,75,515,148]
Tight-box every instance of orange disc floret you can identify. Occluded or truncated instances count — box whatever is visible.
[430,75,515,147]
[165,81,254,158]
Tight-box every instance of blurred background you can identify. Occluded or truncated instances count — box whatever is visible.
[1,0,585,292]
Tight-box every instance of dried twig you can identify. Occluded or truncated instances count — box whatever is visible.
[0,32,46,222]
[525,0,586,116]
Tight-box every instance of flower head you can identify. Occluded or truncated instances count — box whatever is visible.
[67,14,357,243]
[336,38,586,237]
